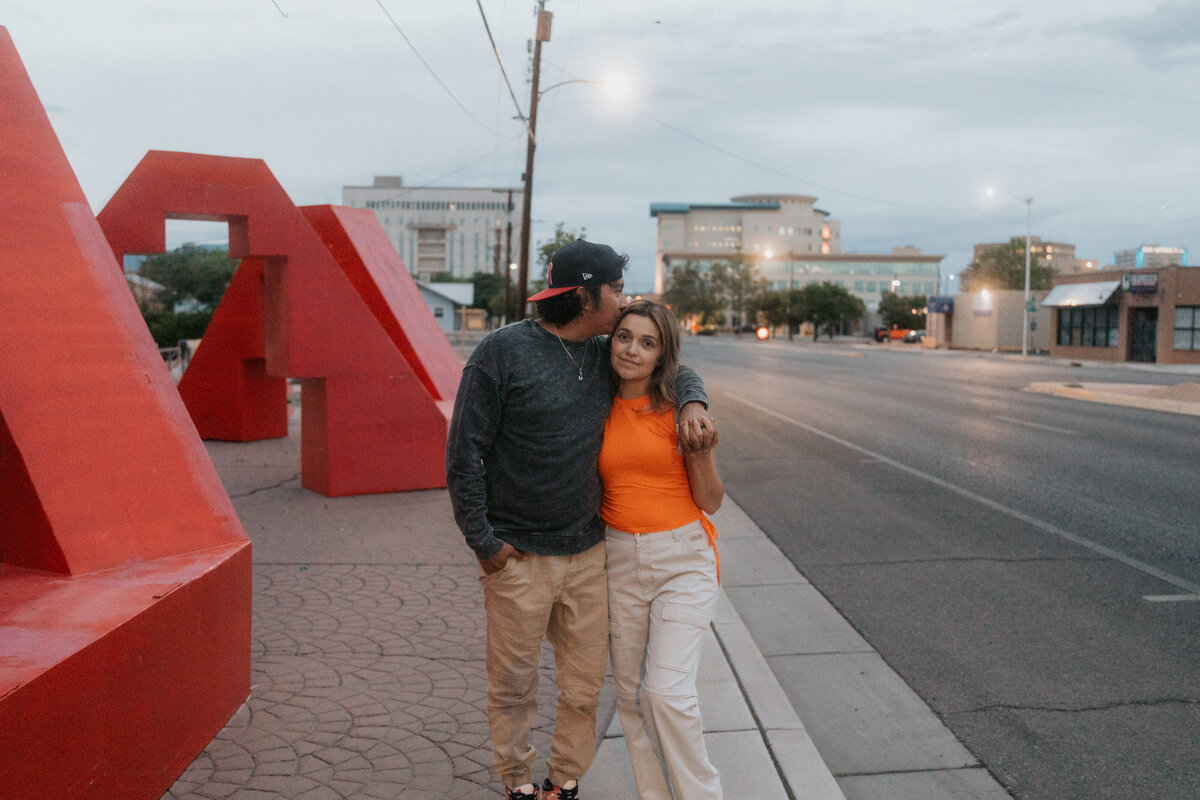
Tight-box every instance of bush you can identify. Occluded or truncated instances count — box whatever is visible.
[143,310,214,347]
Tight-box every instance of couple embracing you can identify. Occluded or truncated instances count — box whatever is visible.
[446,239,724,800]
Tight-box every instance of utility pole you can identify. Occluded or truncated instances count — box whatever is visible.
[492,225,502,275]
[516,1,551,320]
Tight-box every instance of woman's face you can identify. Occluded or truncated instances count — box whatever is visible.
[611,313,662,386]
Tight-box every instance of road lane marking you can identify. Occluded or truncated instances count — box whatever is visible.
[995,415,1078,435]
[1143,595,1200,603]
[725,394,1200,597]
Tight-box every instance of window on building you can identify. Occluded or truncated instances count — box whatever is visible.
[866,281,876,292]
[1175,306,1200,350]
[434,306,445,317]
[1058,306,1119,347]
[854,281,864,292]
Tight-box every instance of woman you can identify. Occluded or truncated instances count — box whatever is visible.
[599,300,724,800]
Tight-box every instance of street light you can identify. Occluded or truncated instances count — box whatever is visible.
[986,187,1034,356]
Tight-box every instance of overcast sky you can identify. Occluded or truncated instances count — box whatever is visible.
[6,0,1199,291]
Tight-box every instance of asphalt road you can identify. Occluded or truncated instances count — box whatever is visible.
[682,336,1200,800]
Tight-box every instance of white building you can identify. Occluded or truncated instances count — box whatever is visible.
[343,176,523,282]
[650,194,941,312]
[1113,245,1189,270]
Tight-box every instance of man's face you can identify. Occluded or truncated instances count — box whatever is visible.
[583,278,628,335]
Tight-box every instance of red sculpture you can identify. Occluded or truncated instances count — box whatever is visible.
[98,154,459,496]
[0,26,251,799]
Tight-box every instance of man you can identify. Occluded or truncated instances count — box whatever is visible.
[446,239,713,799]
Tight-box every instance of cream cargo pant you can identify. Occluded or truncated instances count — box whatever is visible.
[606,522,722,800]
[480,540,609,789]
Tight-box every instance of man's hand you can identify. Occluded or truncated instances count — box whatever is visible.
[480,542,526,575]
[677,401,717,455]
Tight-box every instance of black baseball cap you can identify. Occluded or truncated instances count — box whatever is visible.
[528,239,626,302]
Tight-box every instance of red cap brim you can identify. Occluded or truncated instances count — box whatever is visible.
[527,285,578,302]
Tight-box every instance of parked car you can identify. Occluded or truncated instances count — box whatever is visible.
[873,326,913,342]
[902,329,925,343]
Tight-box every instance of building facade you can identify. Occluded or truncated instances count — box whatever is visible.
[973,237,1098,274]
[1113,245,1188,270]
[651,194,941,312]
[1043,265,1200,365]
[342,176,523,282]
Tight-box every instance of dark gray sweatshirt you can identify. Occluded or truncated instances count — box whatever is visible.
[445,319,707,560]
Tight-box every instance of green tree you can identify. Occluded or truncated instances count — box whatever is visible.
[711,253,766,334]
[662,261,722,324]
[536,223,586,280]
[757,288,808,339]
[135,243,239,347]
[139,243,239,311]
[467,271,519,322]
[796,282,866,341]
[960,238,1055,292]
[878,291,928,329]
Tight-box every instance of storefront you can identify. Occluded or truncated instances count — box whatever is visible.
[1043,266,1200,365]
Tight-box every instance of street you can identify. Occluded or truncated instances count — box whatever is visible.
[682,336,1200,800]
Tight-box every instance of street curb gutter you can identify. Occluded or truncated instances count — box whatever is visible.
[1025,382,1200,417]
[712,590,848,800]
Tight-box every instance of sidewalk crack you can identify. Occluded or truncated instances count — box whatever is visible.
[229,472,301,498]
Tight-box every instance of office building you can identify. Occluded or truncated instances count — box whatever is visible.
[1113,245,1188,270]
[342,176,523,281]
[650,194,942,311]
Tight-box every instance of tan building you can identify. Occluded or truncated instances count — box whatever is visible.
[973,237,1098,274]
[343,176,523,281]
[923,290,1053,351]
[1043,266,1200,364]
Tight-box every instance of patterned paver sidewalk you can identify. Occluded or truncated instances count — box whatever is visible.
[164,430,593,799]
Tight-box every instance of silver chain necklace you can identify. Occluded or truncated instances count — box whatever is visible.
[552,326,585,381]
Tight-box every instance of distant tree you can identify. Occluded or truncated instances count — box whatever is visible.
[796,282,866,341]
[960,238,1055,292]
[536,223,586,280]
[757,288,808,339]
[429,270,458,283]
[711,253,766,334]
[139,243,238,311]
[878,291,928,329]
[662,262,723,325]
[135,243,239,347]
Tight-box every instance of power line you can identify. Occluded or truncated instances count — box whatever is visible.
[474,0,526,124]
[373,0,499,134]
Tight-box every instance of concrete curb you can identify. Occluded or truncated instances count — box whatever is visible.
[1025,382,1200,417]
[712,590,848,800]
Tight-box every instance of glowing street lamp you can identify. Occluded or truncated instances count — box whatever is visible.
[986,186,1034,356]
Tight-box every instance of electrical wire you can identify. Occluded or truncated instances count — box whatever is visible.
[374,0,500,134]
[475,0,526,124]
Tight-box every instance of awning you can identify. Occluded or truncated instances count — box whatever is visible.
[1040,281,1120,307]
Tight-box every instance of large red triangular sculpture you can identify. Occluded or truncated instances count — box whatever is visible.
[0,27,251,799]
[97,154,460,496]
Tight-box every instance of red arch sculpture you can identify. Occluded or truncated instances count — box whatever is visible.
[98,153,460,496]
[0,27,251,799]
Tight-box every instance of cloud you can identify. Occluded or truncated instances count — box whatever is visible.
[1078,2,1200,69]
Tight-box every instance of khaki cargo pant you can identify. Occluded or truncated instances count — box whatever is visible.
[480,541,609,789]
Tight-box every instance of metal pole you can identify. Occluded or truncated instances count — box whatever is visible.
[516,1,549,321]
[1023,196,1032,357]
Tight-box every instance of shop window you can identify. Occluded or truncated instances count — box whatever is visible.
[1175,306,1200,350]
[1058,305,1118,347]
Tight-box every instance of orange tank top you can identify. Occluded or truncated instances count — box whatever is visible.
[599,395,719,577]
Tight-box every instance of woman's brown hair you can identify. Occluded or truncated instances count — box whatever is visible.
[609,300,681,414]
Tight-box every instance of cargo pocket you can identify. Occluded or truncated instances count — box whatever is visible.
[649,603,710,676]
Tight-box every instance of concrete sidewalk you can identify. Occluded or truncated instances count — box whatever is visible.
[163,419,1012,799]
